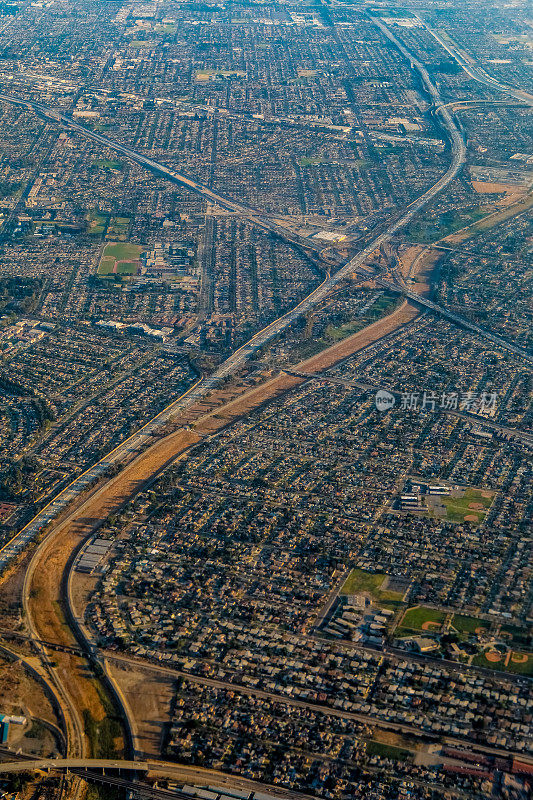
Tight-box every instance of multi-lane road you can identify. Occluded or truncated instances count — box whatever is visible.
[415,14,533,106]
[0,13,531,790]
[1,13,532,580]
[0,756,319,800]
[284,369,533,445]
[0,92,329,258]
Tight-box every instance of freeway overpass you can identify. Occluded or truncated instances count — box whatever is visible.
[0,757,318,800]
[0,14,530,584]
[282,371,533,445]
[0,758,146,774]
[414,15,533,107]
[404,293,533,362]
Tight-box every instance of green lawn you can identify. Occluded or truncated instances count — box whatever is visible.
[87,211,108,236]
[500,624,531,647]
[451,614,490,634]
[116,261,138,275]
[299,156,327,166]
[408,209,487,243]
[472,650,533,676]
[365,740,410,761]
[106,216,130,240]
[97,242,143,278]
[506,653,533,676]
[97,257,115,276]
[324,319,365,342]
[295,293,401,359]
[342,569,386,595]
[103,242,143,261]
[341,568,403,608]
[92,159,123,171]
[155,23,177,34]
[398,606,446,632]
[441,488,493,524]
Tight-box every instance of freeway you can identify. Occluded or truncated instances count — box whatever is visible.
[0,92,329,258]
[0,375,204,574]
[414,15,533,107]
[75,651,533,758]
[21,514,87,761]
[0,757,318,800]
[0,758,146,774]
[1,12,532,583]
[284,370,533,445]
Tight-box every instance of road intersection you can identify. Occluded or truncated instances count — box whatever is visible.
[0,15,532,790]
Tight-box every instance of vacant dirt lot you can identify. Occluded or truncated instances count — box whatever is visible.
[107,660,176,758]
[0,655,56,725]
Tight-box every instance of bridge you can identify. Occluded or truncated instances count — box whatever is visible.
[0,92,333,265]
[0,757,316,800]
[414,14,533,107]
[0,758,146,774]
[0,759,189,800]
[0,13,529,587]
[282,371,533,444]
[282,369,376,392]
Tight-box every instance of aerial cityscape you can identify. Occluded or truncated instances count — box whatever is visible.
[0,0,530,798]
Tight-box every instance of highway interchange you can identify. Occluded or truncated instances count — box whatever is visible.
[0,11,532,795]
[0,11,532,581]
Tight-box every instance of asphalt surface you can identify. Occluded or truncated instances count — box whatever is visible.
[3,12,533,579]
[415,14,533,107]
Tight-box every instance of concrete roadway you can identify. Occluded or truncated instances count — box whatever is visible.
[0,757,319,800]
[283,370,533,446]
[20,503,88,762]
[1,12,531,584]
[0,92,330,259]
[99,649,533,757]
[414,14,533,107]
[0,10,528,788]
[0,759,145,774]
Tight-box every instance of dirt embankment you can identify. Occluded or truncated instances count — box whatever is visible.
[13,295,421,759]
[30,298,422,622]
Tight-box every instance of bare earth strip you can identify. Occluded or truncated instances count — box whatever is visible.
[442,192,533,244]
[17,298,420,755]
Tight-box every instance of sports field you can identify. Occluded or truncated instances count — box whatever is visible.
[427,487,494,524]
[87,211,107,235]
[473,650,533,676]
[92,159,123,171]
[397,606,447,633]
[97,242,143,277]
[451,614,490,635]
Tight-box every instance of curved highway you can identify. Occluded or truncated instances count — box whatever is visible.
[0,15,530,783]
[1,14,532,584]
[21,528,87,760]
[414,14,533,107]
